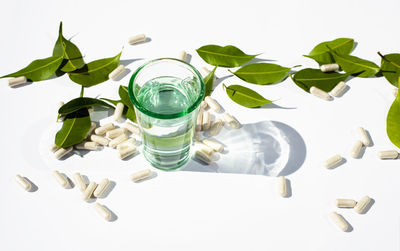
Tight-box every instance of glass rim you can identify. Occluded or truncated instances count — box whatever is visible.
[128,58,205,119]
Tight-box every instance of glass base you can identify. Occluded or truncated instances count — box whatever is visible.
[142,148,190,171]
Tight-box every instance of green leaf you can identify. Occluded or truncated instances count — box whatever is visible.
[386,88,400,148]
[379,53,400,87]
[53,22,85,72]
[1,55,63,81]
[204,66,217,97]
[331,51,379,78]
[58,97,114,116]
[55,108,91,148]
[291,68,348,92]
[304,38,354,65]
[100,98,120,106]
[118,85,137,122]
[224,84,272,108]
[196,45,257,67]
[68,52,122,87]
[230,63,290,85]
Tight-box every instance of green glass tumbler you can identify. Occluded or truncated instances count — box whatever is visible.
[128,58,205,170]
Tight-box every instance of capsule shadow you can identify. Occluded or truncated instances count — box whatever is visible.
[24,177,38,192]
[100,181,116,198]
[103,205,118,222]
[359,198,375,215]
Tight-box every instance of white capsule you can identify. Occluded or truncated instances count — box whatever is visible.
[75,141,99,151]
[15,174,32,191]
[131,169,152,182]
[86,122,97,138]
[329,211,350,232]
[178,50,187,62]
[54,146,73,159]
[108,65,126,81]
[119,144,137,159]
[200,67,211,77]
[109,133,129,148]
[208,119,224,136]
[53,170,69,188]
[73,173,87,192]
[202,111,211,130]
[310,86,332,101]
[324,154,343,169]
[354,195,372,214]
[90,135,109,146]
[57,101,64,109]
[350,140,363,158]
[194,150,213,164]
[222,113,240,129]
[320,63,339,72]
[277,176,288,197]
[202,138,224,152]
[378,150,399,159]
[123,122,141,135]
[335,199,357,208]
[95,123,115,135]
[357,127,371,146]
[106,128,126,139]
[205,96,222,113]
[93,178,110,198]
[200,100,208,110]
[82,182,97,201]
[93,203,112,221]
[113,102,125,122]
[394,88,398,97]
[8,76,27,87]
[117,137,136,150]
[128,34,146,45]
[50,143,60,153]
[196,111,203,131]
[330,81,347,97]
[195,142,214,155]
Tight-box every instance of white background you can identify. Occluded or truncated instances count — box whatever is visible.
[1,0,400,250]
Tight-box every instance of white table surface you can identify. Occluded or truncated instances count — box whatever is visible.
[1,0,400,250]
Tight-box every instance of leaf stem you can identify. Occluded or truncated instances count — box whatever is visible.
[80,86,84,97]
[377,51,389,62]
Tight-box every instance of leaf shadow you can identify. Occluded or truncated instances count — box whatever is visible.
[119,58,144,66]
[214,74,233,87]
[244,57,276,66]
[258,103,297,110]
[351,41,358,54]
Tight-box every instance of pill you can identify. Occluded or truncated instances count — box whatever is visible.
[86,122,97,138]
[324,154,343,169]
[277,176,288,197]
[202,111,211,130]
[108,65,126,81]
[205,96,222,113]
[8,76,27,87]
[94,203,112,221]
[394,88,398,97]
[378,150,399,159]
[329,211,350,232]
[15,174,31,191]
[109,133,129,148]
[200,100,208,110]
[106,128,126,139]
[131,169,152,182]
[95,123,115,135]
[310,86,332,101]
[200,67,217,79]
[117,137,136,150]
[75,141,99,151]
[178,50,187,61]
[195,142,214,155]
[113,102,125,122]
[320,63,339,72]
[196,111,203,131]
[93,178,110,198]
[208,119,224,136]
[350,140,363,158]
[50,143,60,153]
[330,81,347,97]
[82,182,97,201]
[57,101,64,109]
[357,127,370,146]
[54,146,73,159]
[128,34,146,45]
[123,122,141,135]
[222,113,240,129]
[90,135,109,146]
[73,173,87,192]
[354,195,372,214]
[119,144,137,159]
[202,138,224,152]
[335,199,357,208]
[194,150,212,164]
[53,170,69,188]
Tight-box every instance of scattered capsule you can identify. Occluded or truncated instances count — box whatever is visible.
[108,65,126,81]
[357,127,371,146]
[324,154,343,169]
[200,67,211,77]
[119,144,137,159]
[73,173,87,192]
[128,34,146,45]
[178,50,187,61]
[277,176,288,197]
[194,150,212,164]
[57,101,64,109]
[350,140,363,158]
[53,170,69,188]
[54,146,73,159]
[106,128,126,139]
[90,135,109,146]
[8,76,27,87]
[117,137,136,150]
[109,133,129,148]
[50,143,60,153]
[113,102,125,122]
[394,88,398,97]
[95,123,115,135]
[205,96,222,113]
[93,178,110,198]
[330,81,347,97]
[222,113,240,129]
[354,195,372,214]
[75,141,99,151]
[82,182,98,201]
[15,174,32,191]
[329,211,350,232]
[131,169,152,182]
[200,100,208,110]
[195,142,214,156]
[202,111,211,130]
[378,150,399,159]
[93,203,112,221]
[123,122,141,135]
[320,63,339,72]
[310,86,332,101]
[196,111,203,131]
[335,199,357,208]
[202,138,223,152]
[86,122,97,138]
[208,119,224,136]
